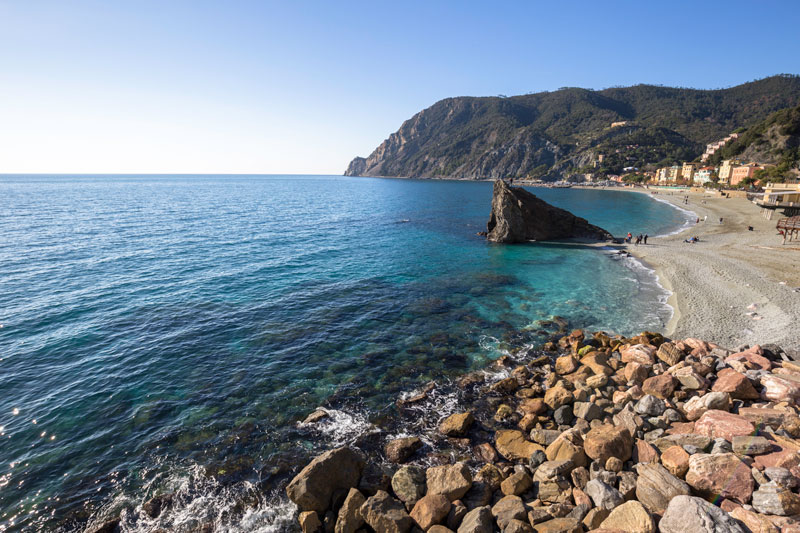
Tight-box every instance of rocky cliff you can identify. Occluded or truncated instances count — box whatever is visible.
[486,180,614,243]
[345,75,800,180]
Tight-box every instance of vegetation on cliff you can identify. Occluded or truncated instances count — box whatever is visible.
[346,75,800,181]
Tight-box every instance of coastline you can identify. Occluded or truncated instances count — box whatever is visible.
[622,188,800,352]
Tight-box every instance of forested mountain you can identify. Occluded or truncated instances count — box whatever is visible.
[345,75,800,180]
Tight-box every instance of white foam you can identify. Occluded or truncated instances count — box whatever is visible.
[646,194,698,237]
[302,407,379,448]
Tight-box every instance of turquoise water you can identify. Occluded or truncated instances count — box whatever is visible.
[0,175,689,531]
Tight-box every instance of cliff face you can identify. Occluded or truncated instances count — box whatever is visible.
[345,75,800,180]
[486,180,614,243]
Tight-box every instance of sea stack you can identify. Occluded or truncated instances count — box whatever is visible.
[486,180,614,243]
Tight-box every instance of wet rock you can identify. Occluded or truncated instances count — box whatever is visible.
[584,479,623,510]
[456,506,493,533]
[732,435,773,455]
[302,409,331,425]
[410,494,451,530]
[491,495,528,529]
[751,481,800,516]
[634,463,690,514]
[598,500,654,533]
[583,425,632,464]
[496,430,545,462]
[85,518,120,533]
[426,463,473,501]
[693,410,755,442]
[386,437,423,463]
[142,493,173,519]
[358,462,392,496]
[685,453,754,504]
[334,488,365,533]
[659,495,747,533]
[286,447,365,513]
[360,490,413,533]
[391,466,427,507]
[440,413,475,437]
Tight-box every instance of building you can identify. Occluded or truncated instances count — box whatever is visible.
[701,132,740,162]
[667,165,681,182]
[718,159,741,184]
[730,163,762,186]
[610,121,628,128]
[655,168,668,183]
[756,181,800,219]
[681,162,698,181]
[693,167,714,185]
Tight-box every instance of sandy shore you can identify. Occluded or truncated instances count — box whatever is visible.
[621,188,800,352]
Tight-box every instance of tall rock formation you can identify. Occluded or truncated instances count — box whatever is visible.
[486,180,614,243]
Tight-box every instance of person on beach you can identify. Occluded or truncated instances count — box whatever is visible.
[643,234,648,244]
[719,217,723,225]
[626,232,632,244]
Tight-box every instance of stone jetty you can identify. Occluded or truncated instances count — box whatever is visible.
[288,330,800,532]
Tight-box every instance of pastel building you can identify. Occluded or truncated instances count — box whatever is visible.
[681,162,698,181]
[718,159,741,184]
[730,163,762,186]
[693,167,714,185]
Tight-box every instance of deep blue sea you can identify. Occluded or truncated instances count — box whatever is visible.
[0,175,690,531]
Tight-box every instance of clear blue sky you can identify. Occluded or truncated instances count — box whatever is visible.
[1,0,799,174]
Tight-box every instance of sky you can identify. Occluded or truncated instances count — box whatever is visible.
[1,0,799,175]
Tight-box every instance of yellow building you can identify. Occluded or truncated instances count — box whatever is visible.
[757,182,800,219]
[718,159,741,184]
[681,162,698,181]
[667,165,681,182]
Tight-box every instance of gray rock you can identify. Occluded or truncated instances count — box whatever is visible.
[457,506,493,533]
[391,466,427,506]
[683,444,701,454]
[764,467,798,489]
[503,519,534,533]
[634,463,690,514]
[584,479,623,510]
[635,395,665,416]
[529,449,547,469]
[529,429,561,446]
[533,460,573,482]
[573,401,602,421]
[486,180,614,243]
[360,490,413,533]
[553,405,573,425]
[751,481,800,516]
[659,495,747,533]
[663,409,683,423]
[710,438,732,455]
[566,503,590,521]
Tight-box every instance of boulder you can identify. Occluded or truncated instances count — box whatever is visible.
[334,488,366,533]
[732,435,774,456]
[685,453,754,504]
[598,501,654,533]
[693,410,755,442]
[634,463,690,514]
[584,479,624,510]
[712,369,759,399]
[656,342,683,366]
[491,495,528,529]
[660,445,690,478]
[410,494,451,530]
[728,507,780,533]
[456,506,493,533]
[505,519,534,533]
[761,374,800,403]
[583,425,632,464]
[545,429,587,467]
[683,391,731,421]
[634,395,665,417]
[360,490,413,533]
[486,180,613,243]
[440,413,475,437]
[659,495,747,533]
[426,463,473,501]
[620,344,656,365]
[531,517,582,532]
[299,511,322,533]
[496,430,545,462]
[286,447,365,513]
[500,471,533,496]
[386,437,423,463]
[555,355,579,375]
[642,374,676,399]
[544,385,573,410]
[673,367,705,390]
[751,481,800,516]
[391,465,427,506]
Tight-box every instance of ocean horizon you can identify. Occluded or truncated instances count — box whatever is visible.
[0,174,691,531]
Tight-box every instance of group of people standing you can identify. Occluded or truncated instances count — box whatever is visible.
[625,232,648,245]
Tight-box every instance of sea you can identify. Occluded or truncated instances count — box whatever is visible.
[0,175,692,532]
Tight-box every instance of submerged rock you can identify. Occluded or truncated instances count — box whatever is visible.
[486,180,614,243]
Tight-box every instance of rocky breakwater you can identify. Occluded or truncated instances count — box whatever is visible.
[287,330,800,532]
[485,180,614,244]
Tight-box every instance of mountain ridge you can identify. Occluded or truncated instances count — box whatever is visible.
[345,75,800,180]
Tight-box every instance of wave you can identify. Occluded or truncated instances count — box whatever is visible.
[645,193,698,237]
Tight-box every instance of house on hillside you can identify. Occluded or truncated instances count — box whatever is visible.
[718,159,741,185]
[730,163,762,186]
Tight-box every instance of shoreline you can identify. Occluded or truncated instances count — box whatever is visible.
[621,188,800,352]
